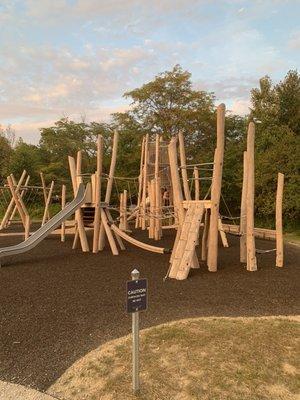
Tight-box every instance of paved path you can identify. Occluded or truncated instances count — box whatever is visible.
[0,381,58,400]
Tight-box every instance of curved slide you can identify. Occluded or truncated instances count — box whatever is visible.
[0,184,86,264]
[110,223,171,254]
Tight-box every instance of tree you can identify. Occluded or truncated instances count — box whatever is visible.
[10,139,41,184]
[250,70,300,223]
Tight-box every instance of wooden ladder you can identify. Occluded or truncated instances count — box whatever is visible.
[168,203,205,280]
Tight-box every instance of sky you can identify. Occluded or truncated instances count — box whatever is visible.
[0,0,299,143]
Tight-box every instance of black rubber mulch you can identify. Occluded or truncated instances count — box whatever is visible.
[0,227,299,391]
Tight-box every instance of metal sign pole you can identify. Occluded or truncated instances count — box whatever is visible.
[131,269,140,393]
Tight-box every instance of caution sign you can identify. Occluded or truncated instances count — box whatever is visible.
[126,278,148,313]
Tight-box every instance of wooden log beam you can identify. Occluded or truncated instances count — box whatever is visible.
[207,103,225,272]
[276,172,284,267]
[178,131,191,201]
[246,122,257,271]
[240,151,248,263]
[93,134,103,253]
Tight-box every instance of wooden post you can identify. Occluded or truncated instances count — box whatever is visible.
[10,174,29,226]
[194,167,200,200]
[276,173,284,267]
[119,193,124,230]
[99,130,119,251]
[135,136,145,229]
[155,177,162,240]
[246,122,257,271]
[201,209,210,260]
[0,170,26,229]
[40,172,50,221]
[61,184,66,242]
[76,150,83,186]
[42,181,54,226]
[7,175,30,239]
[68,155,89,252]
[141,134,149,230]
[123,189,128,231]
[149,180,155,239]
[240,151,248,263]
[154,134,161,240]
[178,131,191,201]
[93,135,103,253]
[207,104,225,272]
[10,175,30,223]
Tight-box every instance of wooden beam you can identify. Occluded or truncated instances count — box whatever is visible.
[0,170,26,229]
[246,122,257,271]
[99,130,119,250]
[135,136,145,228]
[194,166,200,200]
[178,131,191,200]
[40,172,50,221]
[93,135,103,253]
[276,173,284,267]
[61,184,66,242]
[207,104,225,272]
[240,151,248,263]
[141,133,149,230]
[41,181,54,226]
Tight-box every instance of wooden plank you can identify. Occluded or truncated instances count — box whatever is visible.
[276,173,284,267]
[176,204,204,280]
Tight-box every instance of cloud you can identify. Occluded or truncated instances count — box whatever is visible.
[288,31,300,50]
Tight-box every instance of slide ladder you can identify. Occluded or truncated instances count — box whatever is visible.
[168,203,205,280]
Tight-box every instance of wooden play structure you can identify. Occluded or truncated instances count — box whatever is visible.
[0,103,285,277]
[0,171,57,239]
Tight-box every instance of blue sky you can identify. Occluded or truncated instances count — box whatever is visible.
[0,0,299,143]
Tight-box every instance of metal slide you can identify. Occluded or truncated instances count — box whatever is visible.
[0,183,86,264]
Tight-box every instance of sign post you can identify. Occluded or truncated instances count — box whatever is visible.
[127,269,147,394]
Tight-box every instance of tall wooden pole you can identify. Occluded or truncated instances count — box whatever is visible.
[99,130,119,251]
[246,122,257,271]
[93,135,103,253]
[276,173,284,267]
[135,136,145,229]
[141,134,149,230]
[240,151,248,263]
[61,184,66,242]
[178,131,191,201]
[68,156,89,252]
[207,104,225,272]
[194,166,200,200]
[10,175,30,223]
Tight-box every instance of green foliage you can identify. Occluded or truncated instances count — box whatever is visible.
[10,138,41,184]
[250,70,300,222]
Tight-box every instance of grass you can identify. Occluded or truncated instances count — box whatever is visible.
[48,317,300,400]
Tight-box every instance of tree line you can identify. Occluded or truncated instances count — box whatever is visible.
[0,66,299,226]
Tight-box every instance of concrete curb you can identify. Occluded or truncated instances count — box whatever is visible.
[0,380,59,400]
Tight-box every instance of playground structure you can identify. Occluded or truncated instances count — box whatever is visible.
[0,104,285,278]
